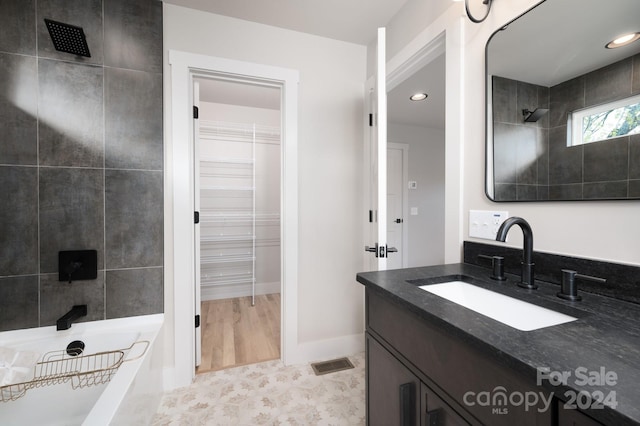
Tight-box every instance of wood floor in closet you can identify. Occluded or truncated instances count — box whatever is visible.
[197,293,281,373]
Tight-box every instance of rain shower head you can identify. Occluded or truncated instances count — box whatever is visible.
[522,108,549,123]
[44,19,91,57]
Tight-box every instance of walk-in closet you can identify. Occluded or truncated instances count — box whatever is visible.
[194,78,281,373]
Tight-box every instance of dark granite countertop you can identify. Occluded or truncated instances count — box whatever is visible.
[357,263,640,426]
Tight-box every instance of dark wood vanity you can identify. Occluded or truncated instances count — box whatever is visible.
[358,258,640,426]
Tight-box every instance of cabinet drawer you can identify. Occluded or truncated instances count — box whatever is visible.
[367,290,553,426]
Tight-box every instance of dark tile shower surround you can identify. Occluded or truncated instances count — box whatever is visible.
[0,0,163,331]
[464,241,640,305]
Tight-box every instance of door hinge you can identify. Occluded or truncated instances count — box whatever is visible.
[369,113,373,127]
[194,211,200,224]
[368,210,373,223]
[193,105,199,119]
[195,314,200,328]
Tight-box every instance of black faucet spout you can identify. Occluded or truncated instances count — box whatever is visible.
[496,217,537,289]
[56,305,87,331]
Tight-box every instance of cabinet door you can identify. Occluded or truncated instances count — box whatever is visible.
[367,335,420,425]
[558,406,604,426]
[421,383,470,426]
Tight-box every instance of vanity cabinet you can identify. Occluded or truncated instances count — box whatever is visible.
[557,406,604,426]
[366,289,554,425]
[367,335,469,426]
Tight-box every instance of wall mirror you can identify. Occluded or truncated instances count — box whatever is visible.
[485,0,640,201]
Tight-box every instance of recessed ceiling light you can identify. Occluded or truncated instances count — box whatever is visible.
[410,93,428,101]
[605,32,640,49]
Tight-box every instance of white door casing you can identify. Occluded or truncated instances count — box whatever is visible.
[364,28,389,271]
[193,80,202,368]
[168,50,299,388]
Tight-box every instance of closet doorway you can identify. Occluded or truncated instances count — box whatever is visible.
[194,77,282,373]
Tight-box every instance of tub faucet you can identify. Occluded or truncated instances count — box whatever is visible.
[57,305,87,331]
[495,217,537,289]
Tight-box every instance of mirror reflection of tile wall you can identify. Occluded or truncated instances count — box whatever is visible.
[492,52,640,201]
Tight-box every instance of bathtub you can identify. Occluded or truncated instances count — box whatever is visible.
[0,314,164,426]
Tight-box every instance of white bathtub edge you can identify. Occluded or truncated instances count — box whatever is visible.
[82,314,164,426]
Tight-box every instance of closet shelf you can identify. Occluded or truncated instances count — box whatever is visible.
[201,254,255,264]
[201,185,255,191]
[200,157,255,165]
[201,277,256,287]
[200,234,255,243]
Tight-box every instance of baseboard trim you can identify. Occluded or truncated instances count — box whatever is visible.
[287,333,365,365]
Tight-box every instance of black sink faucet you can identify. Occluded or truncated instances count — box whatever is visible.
[56,305,87,331]
[495,217,537,290]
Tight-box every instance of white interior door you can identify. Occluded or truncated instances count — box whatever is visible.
[193,80,202,367]
[387,144,407,269]
[365,28,389,270]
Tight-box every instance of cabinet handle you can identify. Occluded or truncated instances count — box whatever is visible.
[400,382,416,426]
[426,408,441,426]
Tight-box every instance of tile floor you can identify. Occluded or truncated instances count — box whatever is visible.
[152,352,366,425]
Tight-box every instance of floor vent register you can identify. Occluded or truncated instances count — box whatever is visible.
[310,357,354,376]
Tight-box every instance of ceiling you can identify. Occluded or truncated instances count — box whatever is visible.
[488,0,640,87]
[179,0,445,130]
[163,0,409,46]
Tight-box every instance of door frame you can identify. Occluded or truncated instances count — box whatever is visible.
[168,50,299,388]
[387,142,409,268]
[367,11,464,267]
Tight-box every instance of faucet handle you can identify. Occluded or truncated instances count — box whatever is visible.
[558,269,607,301]
[478,254,506,281]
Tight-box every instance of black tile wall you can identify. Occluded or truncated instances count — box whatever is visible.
[549,76,585,128]
[36,0,104,65]
[633,55,640,95]
[38,59,104,167]
[105,170,163,269]
[40,272,105,326]
[492,77,549,200]
[39,168,104,273]
[548,183,582,200]
[583,136,628,183]
[492,53,640,201]
[492,76,517,124]
[0,53,38,165]
[0,167,38,276]
[630,134,640,179]
[105,68,163,170]
[106,268,163,319]
[585,57,632,107]
[104,0,163,73]
[0,0,36,55]
[0,0,163,332]
[0,276,39,332]
[583,181,628,199]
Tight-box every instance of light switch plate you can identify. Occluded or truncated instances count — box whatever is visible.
[469,210,509,240]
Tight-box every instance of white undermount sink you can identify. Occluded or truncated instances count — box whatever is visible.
[419,281,577,331]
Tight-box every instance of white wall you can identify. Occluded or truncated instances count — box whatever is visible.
[163,4,367,372]
[389,123,445,267]
[383,0,640,266]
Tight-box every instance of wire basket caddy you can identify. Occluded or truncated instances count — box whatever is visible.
[0,340,149,403]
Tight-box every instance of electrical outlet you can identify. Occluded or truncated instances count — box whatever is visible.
[469,210,509,240]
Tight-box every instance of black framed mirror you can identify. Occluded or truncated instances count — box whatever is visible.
[486,0,640,201]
